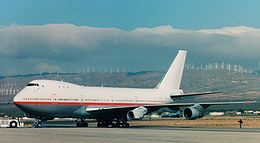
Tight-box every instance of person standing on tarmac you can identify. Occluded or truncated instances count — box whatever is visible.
[238,119,243,128]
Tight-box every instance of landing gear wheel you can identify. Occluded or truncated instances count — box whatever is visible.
[97,118,130,128]
[112,122,120,128]
[36,123,42,128]
[32,121,43,128]
[121,120,129,128]
[97,121,109,128]
[9,121,18,128]
[82,122,88,127]
[101,122,108,127]
[76,119,88,127]
[97,122,101,127]
[121,123,129,128]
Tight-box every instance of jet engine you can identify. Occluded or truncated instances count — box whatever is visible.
[127,106,147,120]
[183,104,204,120]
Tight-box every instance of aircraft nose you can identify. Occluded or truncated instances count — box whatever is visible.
[13,93,20,104]
[13,89,29,112]
[13,89,24,104]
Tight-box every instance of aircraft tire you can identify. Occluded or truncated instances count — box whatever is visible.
[125,123,129,128]
[76,122,80,127]
[97,122,101,127]
[121,123,129,128]
[76,121,88,127]
[37,123,43,128]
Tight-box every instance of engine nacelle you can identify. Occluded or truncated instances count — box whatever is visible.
[127,106,147,120]
[183,104,204,120]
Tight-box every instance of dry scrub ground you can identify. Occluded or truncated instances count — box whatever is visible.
[129,116,260,128]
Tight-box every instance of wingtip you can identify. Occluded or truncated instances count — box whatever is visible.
[244,101,257,104]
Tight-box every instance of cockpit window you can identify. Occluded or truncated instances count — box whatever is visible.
[27,83,39,86]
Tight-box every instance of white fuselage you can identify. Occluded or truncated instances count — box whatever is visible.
[13,79,180,118]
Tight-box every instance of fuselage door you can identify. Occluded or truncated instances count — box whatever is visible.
[80,94,84,105]
[52,93,57,104]
[134,96,137,103]
[110,95,114,106]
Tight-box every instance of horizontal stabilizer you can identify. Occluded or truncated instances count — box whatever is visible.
[170,91,221,99]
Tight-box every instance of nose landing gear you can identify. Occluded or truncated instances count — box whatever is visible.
[32,120,43,128]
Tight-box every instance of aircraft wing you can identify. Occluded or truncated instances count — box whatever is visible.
[86,101,256,118]
[144,101,256,110]
[170,91,221,99]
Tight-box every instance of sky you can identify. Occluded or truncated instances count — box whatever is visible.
[0,0,260,75]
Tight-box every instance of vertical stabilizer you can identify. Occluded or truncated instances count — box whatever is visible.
[158,50,187,90]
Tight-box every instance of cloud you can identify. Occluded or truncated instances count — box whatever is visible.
[0,24,260,74]
[34,63,61,73]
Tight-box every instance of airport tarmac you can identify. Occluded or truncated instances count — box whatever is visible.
[0,124,260,143]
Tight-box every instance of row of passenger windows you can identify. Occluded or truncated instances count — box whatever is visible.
[22,97,161,103]
[136,100,162,103]
[22,98,133,102]
[57,98,78,101]
[58,86,70,88]
[23,98,51,101]
[85,99,105,101]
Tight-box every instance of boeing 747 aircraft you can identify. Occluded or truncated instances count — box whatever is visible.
[13,50,253,128]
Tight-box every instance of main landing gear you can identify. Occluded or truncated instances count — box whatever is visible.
[76,119,88,127]
[97,117,129,128]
